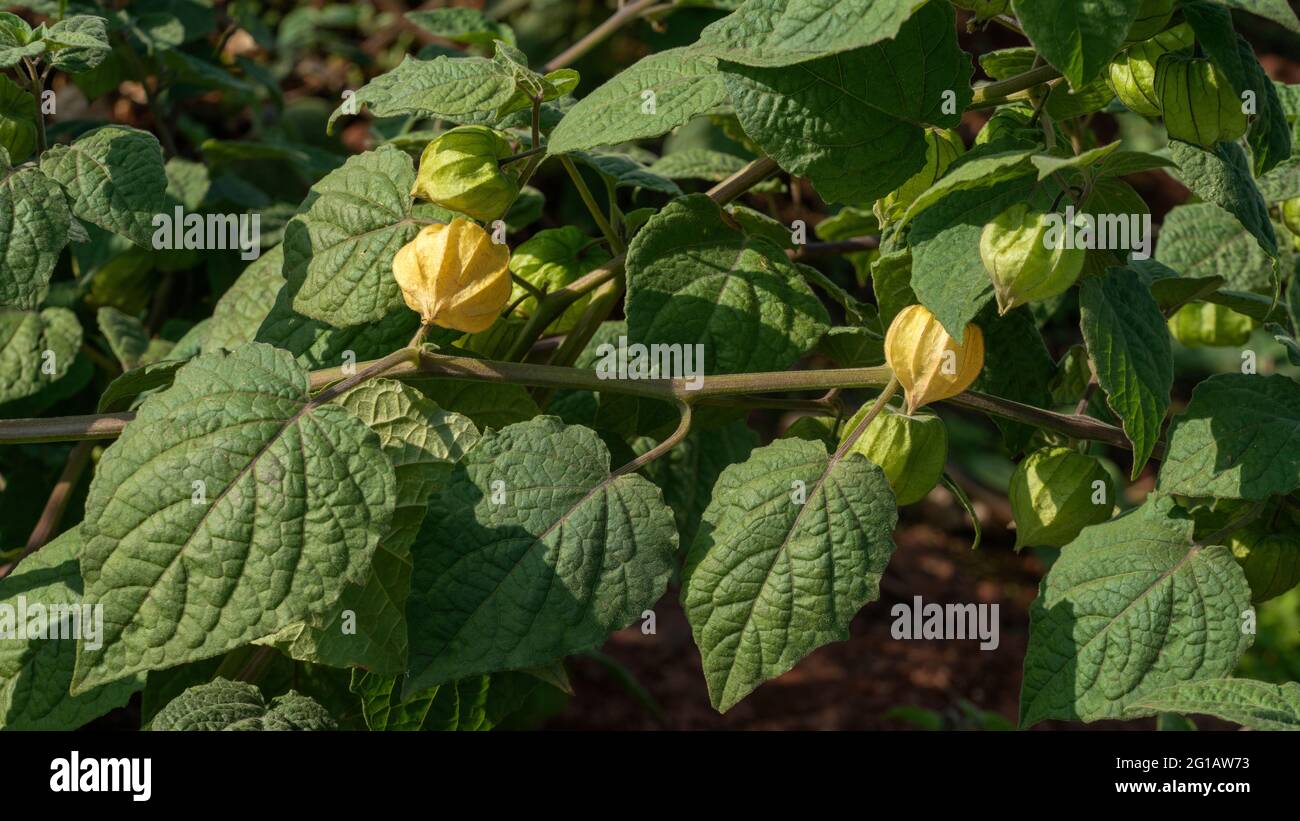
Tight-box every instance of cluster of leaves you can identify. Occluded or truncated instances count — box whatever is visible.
[3,0,1300,732]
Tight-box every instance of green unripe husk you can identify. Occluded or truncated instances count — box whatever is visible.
[1008,447,1114,549]
[1229,524,1300,603]
[979,203,1086,314]
[411,125,520,222]
[780,415,840,449]
[1167,301,1256,347]
[1108,24,1195,118]
[878,128,965,221]
[1281,197,1300,238]
[508,226,610,334]
[975,105,1070,154]
[841,405,948,506]
[1125,0,1177,43]
[1155,54,1249,148]
[0,74,37,164]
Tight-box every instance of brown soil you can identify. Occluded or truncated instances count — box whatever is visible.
[544,498,1195,731]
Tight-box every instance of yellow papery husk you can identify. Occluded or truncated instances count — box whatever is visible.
[884,303,985,414]
[392,218,512,333]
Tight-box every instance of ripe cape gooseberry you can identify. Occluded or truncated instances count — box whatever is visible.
[392,218,512,333]
[884,304,984,415]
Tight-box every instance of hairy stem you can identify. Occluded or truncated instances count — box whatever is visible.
[708,156,780,205]
[0,351,1153,459]
[833,378,899,459]
[968,65,1063,109]
[22,59,46,153]
[612,401,692,477]
[543,0,661,72]
[505,155,780,362]
[0,441,95,580]
[561,156,624,253]
[788,236,880,261]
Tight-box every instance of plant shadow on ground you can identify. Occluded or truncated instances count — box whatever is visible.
[543,499,1238,731]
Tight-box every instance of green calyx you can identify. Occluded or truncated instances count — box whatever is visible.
[1125,0,1177,43]
[1229,523,1300,603]
[1167,301,1257,347]
[979,202,1085,315]
[411,125,520,222]
[1155,54,1248,149]
[1108,23,1194,118]
[840,405,948,506]
[974,104,1071,155]
[0,74,38,164]
[1008,446,1114,549]
[878,127,964,222]
[508,226,611,333]
[1281,197,1300,238]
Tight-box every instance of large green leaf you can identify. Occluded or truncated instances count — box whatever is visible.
[682,437,897,712]
[695,0,929,67]
[548,48,728,154]
[150,678,335,731]
[624,194,829,375]
[970,306,1055,456]
[1079,268,1173,477]
[898,148,1035,229]
[641,420,759,548]
[0,307,82,404]
[281,146,435,327]
[1020,497,1252,727]
[1131,678,1300,730]
[39,125,167,247]
[1154,203,1279,292]
[97,306,149,370]
[910,172,1062,342]
[0,164,71,309]
[46,14,112,73]
[205,246,285,352]
[266,380,478,675]
[1180,2,1292,177]
[1010,0,1142,89]
[0,528,144,730]
[720,1,969,205]
[72,343,396,692]
[256,289,429,371]
[1169,141,1277,257]
[327,54,517,131]
[1158,374,1300,501]
[351,668,545,731]
[1215,1,1300,36]
[405,7,516,48]
[568,150,681,196]
[405,416,676,694]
